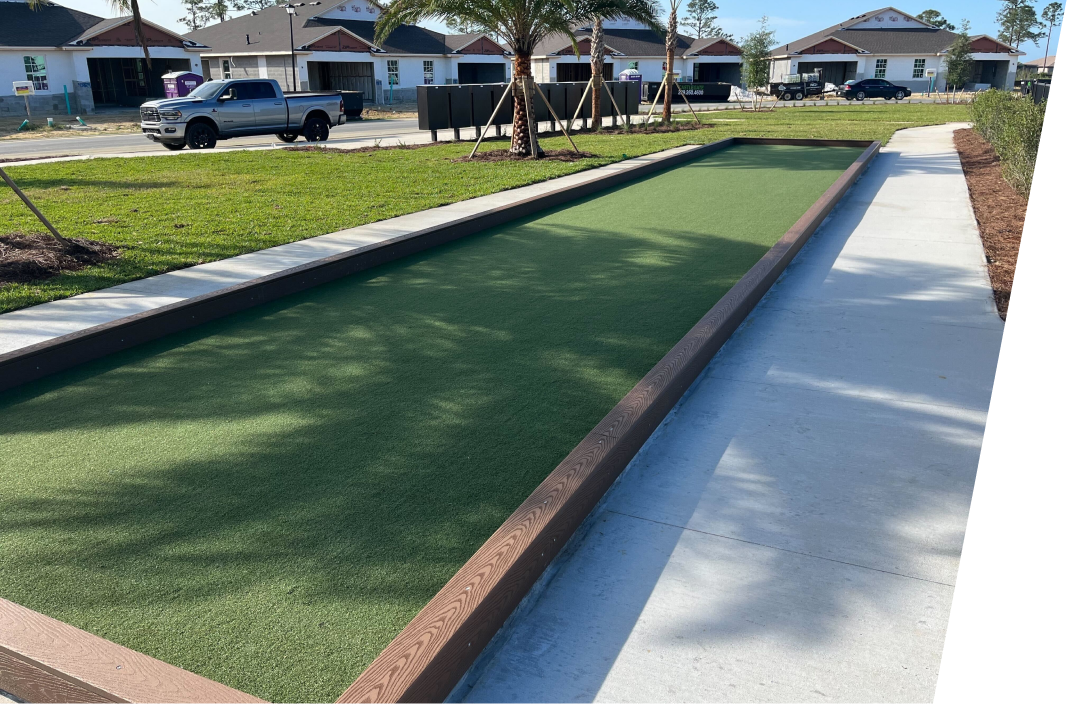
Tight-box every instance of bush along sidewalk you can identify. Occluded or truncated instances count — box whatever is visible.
[969,89,1046,197]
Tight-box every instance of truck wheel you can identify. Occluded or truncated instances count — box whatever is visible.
[303,118,330,142]
[185,123,217,150]
[161,142,186,151]
[781,92,792,101]
[276,133,299,143]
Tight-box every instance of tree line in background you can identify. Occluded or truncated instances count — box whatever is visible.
[181,0,278,30]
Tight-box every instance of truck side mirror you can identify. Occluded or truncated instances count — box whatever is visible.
[220,89,235,102]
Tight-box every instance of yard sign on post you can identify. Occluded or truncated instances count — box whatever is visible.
[13,81,34,119]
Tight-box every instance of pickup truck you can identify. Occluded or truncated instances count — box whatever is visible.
[139,78,346,150]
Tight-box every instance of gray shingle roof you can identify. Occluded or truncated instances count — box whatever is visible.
[0,1,103,48]
[186,7,467,55]
[535,28,681,57]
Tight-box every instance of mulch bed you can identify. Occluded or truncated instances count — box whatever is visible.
[460,148,596,163]
[954,128,1025,319]
[0,234,120,287]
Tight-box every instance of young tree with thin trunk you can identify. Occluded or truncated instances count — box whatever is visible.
[661,0,679,123]
[377,0,661,157]
[945,19,975,88]
[740,16,774,111]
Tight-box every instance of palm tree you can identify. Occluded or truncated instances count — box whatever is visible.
[29,0,153,67]
[377,0,661,156]
[589,17,605,129]
[661,0,679,123]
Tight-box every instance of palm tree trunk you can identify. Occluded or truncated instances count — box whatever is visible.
[510,54,542,157]
[590,18,605,130]
[128,0,152,68]
[662,8,677,123]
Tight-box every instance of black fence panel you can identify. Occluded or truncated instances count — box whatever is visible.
[416,82,640,136]
[449,85,473,128]
[417,86,450,130]
[470,84,495,126]
[490,83,513,124]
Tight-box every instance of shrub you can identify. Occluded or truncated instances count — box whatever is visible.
[970,89,1046,197]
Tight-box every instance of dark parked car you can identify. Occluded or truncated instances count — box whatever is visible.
[840,79,912,101]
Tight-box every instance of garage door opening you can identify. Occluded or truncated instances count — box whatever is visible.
[87,57,191,106]
[555,63,614,82]
[457,63,506,84]
[693,63,741,84]
[308,61,375,101]
[797,61,856,86]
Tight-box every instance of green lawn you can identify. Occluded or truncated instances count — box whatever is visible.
[0,103,967,313]
[1,145,859,702]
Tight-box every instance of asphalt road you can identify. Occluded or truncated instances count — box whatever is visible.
[0,117,426,161]
[1,97,942,162]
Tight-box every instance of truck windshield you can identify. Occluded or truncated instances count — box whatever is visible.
[187,81,227,99]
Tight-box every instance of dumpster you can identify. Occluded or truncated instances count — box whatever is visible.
[162,71,203,98]
[340,91,364,119]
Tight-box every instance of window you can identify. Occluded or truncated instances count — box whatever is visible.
[628,61,639,71]
[912,58,926,79]
[423,60,434,84]
[222,59,232,79]
[23,55,48,91]
[387,59,399,85]
[874,58,887,79]
[250,81,277,98]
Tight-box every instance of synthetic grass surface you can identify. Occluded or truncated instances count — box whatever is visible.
[0,144,861,701]
[0,103,967,312]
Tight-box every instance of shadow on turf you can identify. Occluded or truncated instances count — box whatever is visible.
[0,143,863,701]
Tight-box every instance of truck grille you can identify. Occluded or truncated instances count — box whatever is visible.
[140,107,161,123]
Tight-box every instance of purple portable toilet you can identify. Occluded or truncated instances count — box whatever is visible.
[162,71,204,98]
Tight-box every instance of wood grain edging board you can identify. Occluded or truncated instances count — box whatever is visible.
[0,140,738,395]
[0,139,878,704]
[336,139,881,704]
[0,598,264,704]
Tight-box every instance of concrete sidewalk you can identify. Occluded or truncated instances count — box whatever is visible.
[460,123,1003,703]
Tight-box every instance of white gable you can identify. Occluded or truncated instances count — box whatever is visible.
[317,1,382,20]
[844,9,930,29]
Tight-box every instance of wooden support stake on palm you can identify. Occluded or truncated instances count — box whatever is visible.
[570,77,594,131]
[530,80,580,154]
[644,79,667,125]
[1,166,67,244]
[672,76,702,124]
[469,81,513,159]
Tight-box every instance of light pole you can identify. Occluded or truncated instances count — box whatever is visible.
[256,2,321,92]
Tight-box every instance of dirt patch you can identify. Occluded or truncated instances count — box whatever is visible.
[0,234,120,287]
[459,148,597,163]
[954,127,1024,320]
[595,120,715,135]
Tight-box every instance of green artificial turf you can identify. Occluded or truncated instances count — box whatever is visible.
[0,145,860,701]
[0,103,967,313]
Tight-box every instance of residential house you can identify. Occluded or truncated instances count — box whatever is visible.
[0,0,207,115]
[770,7,1022,92]
[532,18,742,86]
[186,0,512,103]
[1022,55,1054,75]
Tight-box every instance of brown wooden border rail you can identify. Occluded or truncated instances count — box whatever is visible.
[0,138,878,703]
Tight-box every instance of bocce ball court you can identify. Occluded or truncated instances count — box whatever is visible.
[0,139,878,703]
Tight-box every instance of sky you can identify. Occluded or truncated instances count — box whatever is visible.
[48,0,1063,59]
